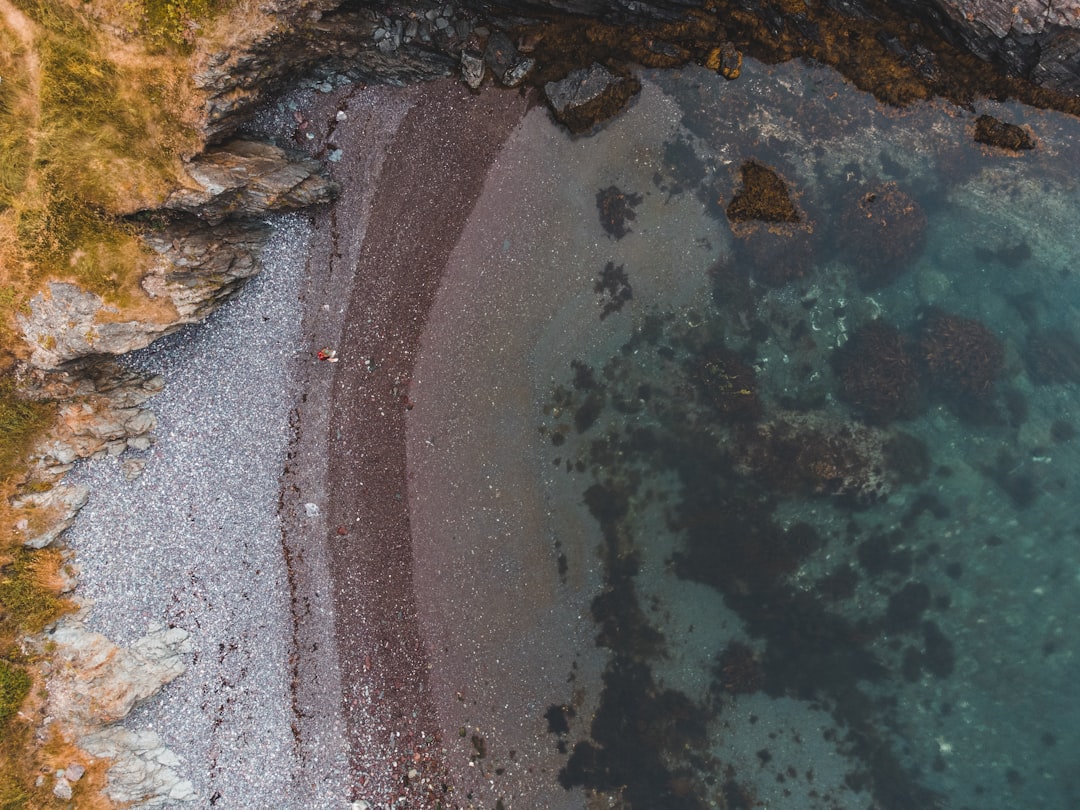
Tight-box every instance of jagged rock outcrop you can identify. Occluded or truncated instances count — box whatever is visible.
[20,360,162,479]
[44,620,192,729]
[164,140,338,224]
[38,619,196,806]
[19,220,268,370]
[11,485,90,549]
[140,217,270,321]
[9,360,159,546]
[923,0,1080,93]
[194,2,456,141]
[18,140,333,370]
[80,727,196,807]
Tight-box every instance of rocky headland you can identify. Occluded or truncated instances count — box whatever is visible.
[6,0,1080,807]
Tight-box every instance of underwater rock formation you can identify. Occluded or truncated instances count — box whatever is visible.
[920,311,1005,397]
[696,347,762,422]
[736,227,817,287]
[1024,328,1080,384]
[734,411,895,503]
[839,182,927,289]
[834,320,922,425]
[596,185,642,239]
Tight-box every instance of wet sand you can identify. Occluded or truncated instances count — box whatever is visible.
[404,81,720,808]
[291,80,532,807]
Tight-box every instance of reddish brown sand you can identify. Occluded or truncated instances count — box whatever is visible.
[314,81,533,808]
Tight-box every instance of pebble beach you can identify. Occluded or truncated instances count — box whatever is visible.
[63,80,533,809]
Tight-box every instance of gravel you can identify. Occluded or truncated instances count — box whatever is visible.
[65,214,349,809]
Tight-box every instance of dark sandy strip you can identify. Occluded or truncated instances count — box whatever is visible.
[321,82,531,808]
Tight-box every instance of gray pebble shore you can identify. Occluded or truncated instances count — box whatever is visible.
[65,214,349,809]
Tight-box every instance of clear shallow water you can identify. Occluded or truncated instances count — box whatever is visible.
[412,57,1080,810]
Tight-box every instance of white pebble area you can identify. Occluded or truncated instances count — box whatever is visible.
[64,214,348,809]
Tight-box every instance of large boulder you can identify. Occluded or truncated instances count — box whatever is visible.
[164,140,338,224]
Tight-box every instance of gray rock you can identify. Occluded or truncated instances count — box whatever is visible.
[483,31,534,87]
[165,140,338,225]
[22,360,161,475]
[121,457,146,481]
[460,49,485,89]
[20,218,270,369]
[52,776,72,801]
[11,484,90,549]
[80,726,196,807]
[64,763,86,783]
[544,63,642,134]
[44,619,193,729]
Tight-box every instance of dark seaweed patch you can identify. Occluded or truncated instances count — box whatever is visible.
[594,260,633,319]
[595,185,642,239]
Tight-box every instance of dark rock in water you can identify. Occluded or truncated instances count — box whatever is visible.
[734,227,815,287]
[696,348,761,422]
[734,411,894,503]
[838,182,926,289]
[1024,328,1080,384]
[726,161,799,224]
[543,63,642,134]
[595,186,642,239]
[483,31,535,87]
[594,261,633,319]
[833,320,921,425]
[705,41,743,79]
[919,311,1004,397]
[973,113,1036,150]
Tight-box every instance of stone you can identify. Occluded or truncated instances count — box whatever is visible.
[460,49,485,89]
[165,140,339,225]
[64,763,86,782]
[121,457,146,481]
[22,360,161,477]
[11,484,90,549]
[483,31,534,88]
[973,114,1036,150]
[52,776,72,801]
[19,217,271,369]
[705,42,742,79]
[544,63,642,135]
[80,726,196,807]
[44,619,192,729]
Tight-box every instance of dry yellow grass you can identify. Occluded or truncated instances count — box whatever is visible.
[0,2,224,805]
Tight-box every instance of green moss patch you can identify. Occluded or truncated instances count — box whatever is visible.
[0,661,30,728]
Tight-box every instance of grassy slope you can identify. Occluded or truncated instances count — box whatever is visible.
[0,2,215,806]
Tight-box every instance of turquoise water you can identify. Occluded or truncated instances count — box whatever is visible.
[533,60,1080,809]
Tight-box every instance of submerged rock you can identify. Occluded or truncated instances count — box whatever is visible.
[726,161,800,224]
[838,181,927,289]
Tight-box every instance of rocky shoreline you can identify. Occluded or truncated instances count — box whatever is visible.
[12,0,1080,806]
